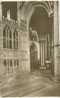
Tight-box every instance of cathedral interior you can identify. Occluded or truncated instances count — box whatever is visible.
[0,1,54,74]
[0,1,60,96]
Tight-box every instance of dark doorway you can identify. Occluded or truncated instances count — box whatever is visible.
[30,43,38,71]
[29,7,53,73]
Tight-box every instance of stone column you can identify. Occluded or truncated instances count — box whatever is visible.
[0,2,2,21]
[0,1,2,48]
[54,1,59,78]
[0,1,2,47]
[57,1,60,78]
[17,2,30,72]
[59,1,60,42]
[0,2,5,75]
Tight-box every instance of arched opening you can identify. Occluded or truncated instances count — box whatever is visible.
[29,6,53,73]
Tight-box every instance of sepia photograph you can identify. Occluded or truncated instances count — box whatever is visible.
[0,0,60,97]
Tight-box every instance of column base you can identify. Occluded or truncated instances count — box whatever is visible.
[52,75,60,82]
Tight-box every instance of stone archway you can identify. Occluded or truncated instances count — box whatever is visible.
[23,2,54,28]
[23,2,54,72]
[18,1,60,77]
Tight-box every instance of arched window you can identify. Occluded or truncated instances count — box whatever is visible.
[3,25,12,48]
[13,29,18,49]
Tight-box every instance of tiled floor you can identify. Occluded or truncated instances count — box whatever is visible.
[0,71,60,97]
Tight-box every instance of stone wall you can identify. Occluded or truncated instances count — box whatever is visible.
[0,2,30,74]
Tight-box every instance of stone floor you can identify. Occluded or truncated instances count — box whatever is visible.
[0,71,60,97]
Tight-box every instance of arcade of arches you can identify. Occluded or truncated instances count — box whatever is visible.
[0,1,60,79]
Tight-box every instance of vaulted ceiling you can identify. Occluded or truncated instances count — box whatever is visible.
[19,1,54,35]
[19,1,54,17]
[29,7,53,35]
